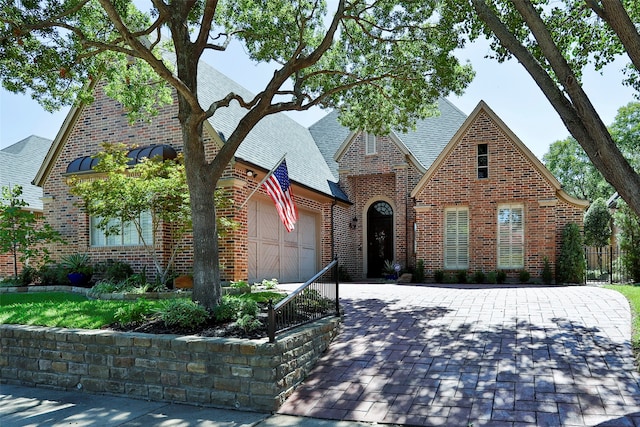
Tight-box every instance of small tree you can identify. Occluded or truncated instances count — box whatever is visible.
[614,200,640,283]
[0,185,64,278]
[68,143,235,286]
[584,198,612,274]
[557,223,586,285]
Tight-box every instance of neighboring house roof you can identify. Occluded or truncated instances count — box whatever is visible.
[411,101,589,209]
[309,98,468,179]
[0,135,53,211]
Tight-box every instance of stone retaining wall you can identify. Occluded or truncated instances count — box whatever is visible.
[0,317,340,412]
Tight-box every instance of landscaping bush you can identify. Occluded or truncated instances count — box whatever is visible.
[236,314,263,332]
[519,270,531,283]
[160,299,209,328]
[434,270,445,284]
[413,259,425,283]
[456,270,468,284]
[542,257,553,285]
[38,263,70,286]
[496,270,507,284]
[96,260,134,283]
[557,222,586,284]
[473,271,485,284]
[487,271,498,284]
[114,298,154,326]
[213,294,260,322]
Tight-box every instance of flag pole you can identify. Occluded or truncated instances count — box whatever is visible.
[239,153,287,209]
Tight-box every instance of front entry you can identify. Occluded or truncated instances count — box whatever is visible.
[367,201,394,278]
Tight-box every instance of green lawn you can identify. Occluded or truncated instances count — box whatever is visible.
[0,292,166,329]
[605,284,640,356]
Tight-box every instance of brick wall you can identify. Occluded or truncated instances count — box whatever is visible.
[413,110,585,281]
[0,317,340,412]
[333,133,424,280]
[40,82,335,283]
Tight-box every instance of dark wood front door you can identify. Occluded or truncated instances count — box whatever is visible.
[367,201,394,278]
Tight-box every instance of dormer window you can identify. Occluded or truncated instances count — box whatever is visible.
[477,143,488,179]
[364,132,377,155]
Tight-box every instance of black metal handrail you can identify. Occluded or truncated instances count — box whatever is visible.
[267,258,339,343]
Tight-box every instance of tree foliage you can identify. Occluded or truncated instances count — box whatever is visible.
[441,0,640,218]
[583,198,612,248]
[543,102,640,202]
[0,0,473,309]
[0,185,65,277]
[614,200,640,283]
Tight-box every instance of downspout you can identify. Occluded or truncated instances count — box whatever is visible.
[331,198,336,260]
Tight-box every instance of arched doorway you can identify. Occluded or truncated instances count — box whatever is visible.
[367,201,394,278]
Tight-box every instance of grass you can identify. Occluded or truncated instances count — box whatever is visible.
[0,292,166,329]
[0,291,285,330]
[605,284,640,359]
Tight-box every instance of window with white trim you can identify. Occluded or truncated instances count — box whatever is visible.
[444,207,469,269]
[497,204,524,269]
[90,211,153,247]
[364,132,376,155]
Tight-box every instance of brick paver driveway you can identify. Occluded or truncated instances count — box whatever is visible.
[278,283,640,426]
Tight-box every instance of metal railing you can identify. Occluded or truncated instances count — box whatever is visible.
[267,258,339,343]
[584,245,634,284]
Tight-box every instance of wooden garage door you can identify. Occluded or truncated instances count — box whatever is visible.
[248,198,318,283]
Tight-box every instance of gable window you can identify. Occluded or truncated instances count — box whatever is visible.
[477,143,488,179]
[444,207,469,269]
[364,132,377,155]
[90,211,153,247]
[497,204,524,269]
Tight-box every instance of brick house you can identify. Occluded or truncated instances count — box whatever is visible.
[33,61,587,284]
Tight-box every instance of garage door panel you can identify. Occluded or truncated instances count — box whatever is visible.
[248,198,317,283]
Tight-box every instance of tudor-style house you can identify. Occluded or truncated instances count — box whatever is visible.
[32,61,587,284]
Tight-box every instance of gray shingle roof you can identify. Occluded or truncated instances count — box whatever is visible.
[0,135,53,211]
[197,62,343,200]
[308,98,468,179]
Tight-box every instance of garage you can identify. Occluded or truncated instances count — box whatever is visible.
[247,197,318,283]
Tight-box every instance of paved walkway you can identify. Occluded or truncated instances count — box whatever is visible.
[278,283,640,426]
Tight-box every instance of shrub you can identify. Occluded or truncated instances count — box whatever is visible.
[456,270,468,284]
[338,265,352,282]
[39,263,70,285]
[434,270,445,284]
[19,266,38,286]
[614,201,640,283]
[487,271,498,284]
[236,314,263,332]
[260,278,278,289]
[542,257,553,285]
[557,223,586,284]
[213,294,259,322]
[160,299,209,328]
[96,260,133,283]
[413,259,425,284]
[519,270,530,283]
[115,298,153,326]
[473,271,486,284]
[496,270,507,284]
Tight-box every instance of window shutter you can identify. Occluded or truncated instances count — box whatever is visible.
[497,205,524,268]
[365,132,376,155]
[445,207,469,269]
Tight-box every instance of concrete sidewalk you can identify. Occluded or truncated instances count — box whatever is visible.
[0,383,374,427]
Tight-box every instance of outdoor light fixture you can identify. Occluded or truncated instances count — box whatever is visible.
[349,216,358,229]
[246,169,256,178]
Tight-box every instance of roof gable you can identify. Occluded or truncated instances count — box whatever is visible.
[410,101,588,208]
[309,98,467,179]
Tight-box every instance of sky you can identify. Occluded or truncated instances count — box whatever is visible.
[0,36,635,161]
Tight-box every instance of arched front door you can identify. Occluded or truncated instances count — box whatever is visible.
[367,201,394,278]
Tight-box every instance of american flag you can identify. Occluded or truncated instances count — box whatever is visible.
[262,159,298,232]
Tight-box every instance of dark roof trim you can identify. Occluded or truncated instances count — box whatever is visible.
[66,144,178,174]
